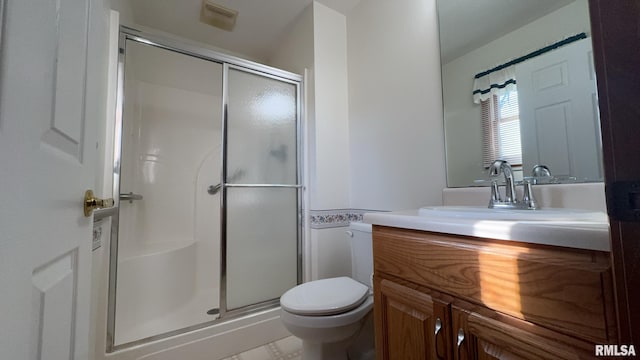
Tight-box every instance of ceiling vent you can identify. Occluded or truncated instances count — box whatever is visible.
[200,1,238,32]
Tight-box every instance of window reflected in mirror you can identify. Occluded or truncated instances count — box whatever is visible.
[481,89,522,169]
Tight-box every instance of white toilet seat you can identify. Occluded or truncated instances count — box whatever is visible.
[280,277,369,316]
[281,295,373,329]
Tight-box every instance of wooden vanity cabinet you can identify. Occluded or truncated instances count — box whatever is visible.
[372,225,616,360]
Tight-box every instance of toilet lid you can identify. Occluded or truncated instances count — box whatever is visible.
[280,277,369,316]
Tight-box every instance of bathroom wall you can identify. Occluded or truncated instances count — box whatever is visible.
[269,2,353,281]
[347,0,446,211]
[270,0,447,281]
[311,3,351,211]
[308,3,352,279]
[269,2,352,211]
[266,6,314,77]
[443,1,592,186]
[109,0,134,24]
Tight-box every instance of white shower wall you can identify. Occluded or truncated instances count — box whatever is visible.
[118,81,221,255]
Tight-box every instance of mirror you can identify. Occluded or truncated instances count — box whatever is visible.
[438,0,603,187]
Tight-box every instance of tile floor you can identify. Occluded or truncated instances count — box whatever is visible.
[221,336,302,360]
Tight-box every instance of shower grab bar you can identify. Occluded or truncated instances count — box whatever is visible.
[224,184,303,188]
[119,192,144,203]
[208,183,302,195]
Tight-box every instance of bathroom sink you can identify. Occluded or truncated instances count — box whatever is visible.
[418,206,607,222]
[364,206,610,251]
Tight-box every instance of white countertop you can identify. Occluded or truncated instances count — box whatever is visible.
[364,209,611,252]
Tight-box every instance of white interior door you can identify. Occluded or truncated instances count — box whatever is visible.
[516,38,603,181]
[0,1,102,359]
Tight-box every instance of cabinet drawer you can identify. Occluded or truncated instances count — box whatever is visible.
[373,226,616,343]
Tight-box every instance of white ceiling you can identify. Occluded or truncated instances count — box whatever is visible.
[438,0,576,63]
[113,0,574,66]
[115,0,361,62]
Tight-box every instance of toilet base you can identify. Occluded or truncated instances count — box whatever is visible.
[302,339,351,360]
[296,312,375,360]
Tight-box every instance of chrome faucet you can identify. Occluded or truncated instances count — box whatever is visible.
[488,160,539,210]
[489,160,517,203]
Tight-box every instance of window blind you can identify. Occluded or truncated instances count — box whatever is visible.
[481,88,522,168]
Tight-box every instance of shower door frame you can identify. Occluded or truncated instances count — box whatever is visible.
[106,26,304,352]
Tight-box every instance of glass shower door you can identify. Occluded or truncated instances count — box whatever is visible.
[224,66,300,311]
[113,40,223,346]
[109,29,304,352]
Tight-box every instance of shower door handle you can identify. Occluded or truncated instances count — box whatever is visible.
[207,183,221,195]
[120,192,143,203]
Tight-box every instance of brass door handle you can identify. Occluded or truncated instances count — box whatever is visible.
[84,190,114,217]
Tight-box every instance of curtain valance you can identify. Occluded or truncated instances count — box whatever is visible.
[472,66,516,104]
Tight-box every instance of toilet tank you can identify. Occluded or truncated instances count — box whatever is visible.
[348,222,373,287]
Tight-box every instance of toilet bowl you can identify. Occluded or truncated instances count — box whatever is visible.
[280,223,373,360]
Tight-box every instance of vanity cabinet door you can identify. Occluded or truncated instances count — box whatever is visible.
[452,305,591,360]
[374,278,450,360]
[451,305,472,360]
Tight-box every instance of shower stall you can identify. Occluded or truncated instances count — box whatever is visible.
[107,28,302,350]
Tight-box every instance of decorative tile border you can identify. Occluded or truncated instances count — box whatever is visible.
[309,209,384,229]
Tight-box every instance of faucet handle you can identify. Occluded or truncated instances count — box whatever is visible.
[488,160,507,177]
[490,180,501,201]
[489,180,501,208]
[522,180,539,210]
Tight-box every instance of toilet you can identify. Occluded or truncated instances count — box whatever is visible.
[280,222,374,360]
